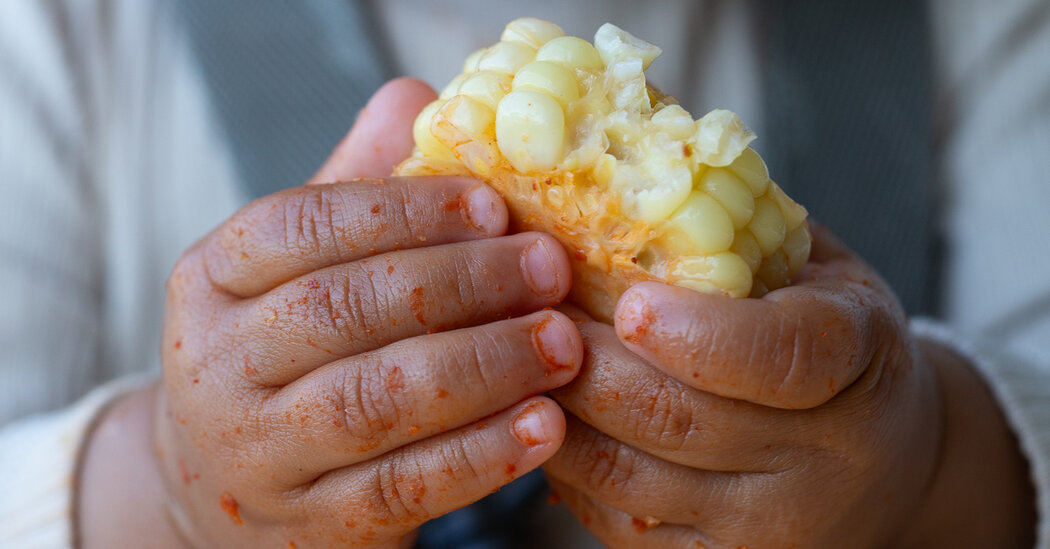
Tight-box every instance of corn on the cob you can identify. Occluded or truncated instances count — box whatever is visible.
[396,18,811,321]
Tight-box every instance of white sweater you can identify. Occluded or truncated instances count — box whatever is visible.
[1,0,1049,546]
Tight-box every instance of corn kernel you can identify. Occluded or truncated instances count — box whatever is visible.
[478,41,537,75]
[458,71,513,111]
[699,168,755,230]
[671,252,753,298]
[748,197,787,255]
[768,182,808,231]
[668,191,735,254]
[594,23,661,69]
[439,73,469,99]
[536,36,603,71]
[496,89,565,172]
[613,162,691,223]
[693,109,756,168]
[431,96,499,173]
[729,147,770,196]
[512,61,580,108]
[463,48,487,73]
[413,99,456,161]
[651,105,696,140]
[501,17,565,49]
[756,249,790,289]
[783,224,812,274]
[433,95,496,144]
[731,230,762,274]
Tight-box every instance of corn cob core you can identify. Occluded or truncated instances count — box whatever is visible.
[395,18,812,322]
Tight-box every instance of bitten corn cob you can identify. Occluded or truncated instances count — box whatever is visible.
[396,18,811,321]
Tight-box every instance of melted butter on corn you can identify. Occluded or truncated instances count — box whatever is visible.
[397,18,811,318]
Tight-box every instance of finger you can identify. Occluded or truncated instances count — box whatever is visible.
[308,77,437,184]
[551,310,794,472]
[197,177,507,297]
[547,477,712,549]
[542,415,726,528]
[261,311,582,481]
[614,268,895,408]
[233,232,572,385]
[301,397,565,541]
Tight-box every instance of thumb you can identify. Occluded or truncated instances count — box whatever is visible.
[308,77,437,184]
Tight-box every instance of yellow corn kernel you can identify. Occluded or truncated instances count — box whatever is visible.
[651,105,697,140]
[699,168,755,230]
[495,89,565,172]
[439,73,469,99]
[431,96,498,173]
[432,95,496,144]
[512,61,580,108]
[693,109,756,167]
[478,41,537,75]
[668,191,735,254]
[594,22,661,69]
[731,230,763,274]
[671,252,753,298]
[729,147,770,196]
[756,249,790,289]
[536,36,604,70]
[768,181,808,231]
[463,48,487,73]
[748,196,787,256]
[458,71,513,111]
[413,99,456,161]
[783,224,812,274]
[501,17,565,49]
[613,161,692,223]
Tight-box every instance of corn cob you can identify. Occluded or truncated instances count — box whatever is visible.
[395,18,811,322]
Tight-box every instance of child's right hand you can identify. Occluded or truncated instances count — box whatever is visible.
[155,172,582,547]
[75,79,584,548]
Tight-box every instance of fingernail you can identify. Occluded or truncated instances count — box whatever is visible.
[521,237,559,297]
[465,185,501,232]
[532,315,577,373]
[512,402,550,446]
[615,289,657,344]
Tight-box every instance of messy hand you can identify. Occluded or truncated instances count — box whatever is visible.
[81,79,583,549]
[543,224,943,548]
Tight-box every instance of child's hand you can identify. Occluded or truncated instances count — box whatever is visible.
[80,79,584,549]
[543,224,1030,548]
[157,178,580,548]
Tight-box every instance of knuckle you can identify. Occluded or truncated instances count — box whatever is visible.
[282,186,343,257]
[335,358,403,444]
[301,269,382,343]
[434,434,489,493]
[754,313,823,407]
[447,250,485,310]
[623,381,696,453]
[569,430,637,500]
[374,183,417,243]
[311,273,356,339]
[369,453,431,525]
[452,329,506,396]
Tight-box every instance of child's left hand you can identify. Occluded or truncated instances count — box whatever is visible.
[542,224,1030,548]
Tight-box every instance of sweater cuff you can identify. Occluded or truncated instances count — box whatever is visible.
[911,318,1050,548]
[0,375,153,548]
